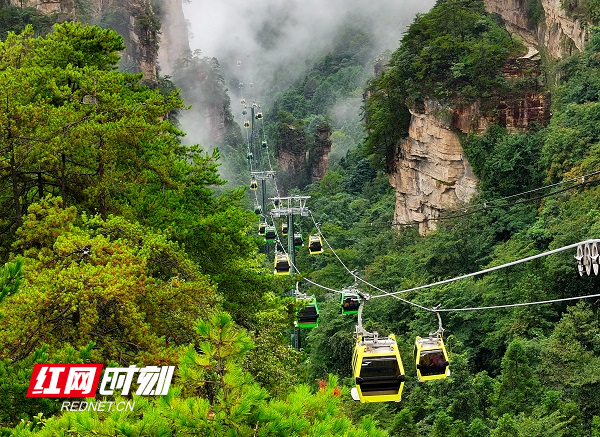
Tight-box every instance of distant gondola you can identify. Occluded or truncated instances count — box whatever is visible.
[258,222,267,236]
[415,336,450,382]
[295,295,319,328]
[341,292,361,315]
[264,226,277,243]
[293,233,304,249]
[281,222,289,236]
[273,252,291,276]
[308,235,324,254]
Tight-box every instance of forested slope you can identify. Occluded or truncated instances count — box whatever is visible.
[2,0,600,436]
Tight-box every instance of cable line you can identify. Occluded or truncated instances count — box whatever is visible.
[436,292,600,312]
[370,239,600,299]
[308,210,434,312]
[309,209,600,312]
[354,169,600,229]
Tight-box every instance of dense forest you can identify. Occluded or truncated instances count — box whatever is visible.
[1,0,600,435]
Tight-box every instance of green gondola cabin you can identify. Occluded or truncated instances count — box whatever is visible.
[295,295,319,328]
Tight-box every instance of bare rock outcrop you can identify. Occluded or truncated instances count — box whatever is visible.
[388,101,478,235]
[308,124,332,181]
[390,57,551,234]
[484,0,588,58]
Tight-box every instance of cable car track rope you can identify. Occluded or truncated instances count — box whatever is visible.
[355,169,600,229]
[310,209,600,312]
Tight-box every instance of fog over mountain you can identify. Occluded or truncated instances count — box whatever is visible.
[177,0,435,183]
[182,0,435,98]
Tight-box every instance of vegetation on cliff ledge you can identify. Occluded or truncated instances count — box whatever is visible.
[364,0,523,168]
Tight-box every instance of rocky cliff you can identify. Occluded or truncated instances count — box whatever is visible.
[389,55,551,234]
[10,0,189,79]
[276,122,308,193]
[387,0,587,234]
[308,124,333,182]
[274,121,333,193]
[484,0,588,58]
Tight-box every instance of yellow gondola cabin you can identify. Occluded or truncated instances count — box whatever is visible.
[351,333,405,403]
[273,252,291,275]
[308,235,324,254]
[415,335,450,382]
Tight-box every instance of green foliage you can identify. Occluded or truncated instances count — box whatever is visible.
[11,315,386,436]
[0,197,218,364]
[0,22,191,257]
[463,125,545,197]
[0,7,53,40]
[561,0,600,24]
[0,344,94,429]
[364,0,523,168]
[492,338,541,416]
[0,257,23,304]
[526,0,546,25]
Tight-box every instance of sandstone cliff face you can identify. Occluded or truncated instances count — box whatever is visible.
[156,0,189,75]
[275,122,333,193]
[308,124,332,182]
[389,0,586,234]
[388,101,479,235]
[12,0,189,80]
[484,0,588,58]
[276,123,308,194]
[390,57,551,234]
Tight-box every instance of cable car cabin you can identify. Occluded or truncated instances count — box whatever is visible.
[341,293,360,315]
[258,222,267,236]
[255,112,263,120]
[351,334,405,403]
[243,120,250,128]
[293,234,304,249]
[262,140,268,148]
[295,295,319,328]
[254,205,262,215]
[308,235,324,254]
[250,179,258,190]
[264,226,276,243]
[415,336,450,382]
[273,253,291,276]
[281,223,289,236]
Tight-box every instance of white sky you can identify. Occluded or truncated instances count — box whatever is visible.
[182,0,436,89]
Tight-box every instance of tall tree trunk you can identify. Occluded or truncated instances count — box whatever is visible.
[10,141,22,228]
[98,136,106,221]
[61,153,67,206]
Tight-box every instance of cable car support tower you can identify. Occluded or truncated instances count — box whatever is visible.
[270,195,310,274]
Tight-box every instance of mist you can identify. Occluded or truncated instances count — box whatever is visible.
[177,0,435,180]
[183,0,434,90]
